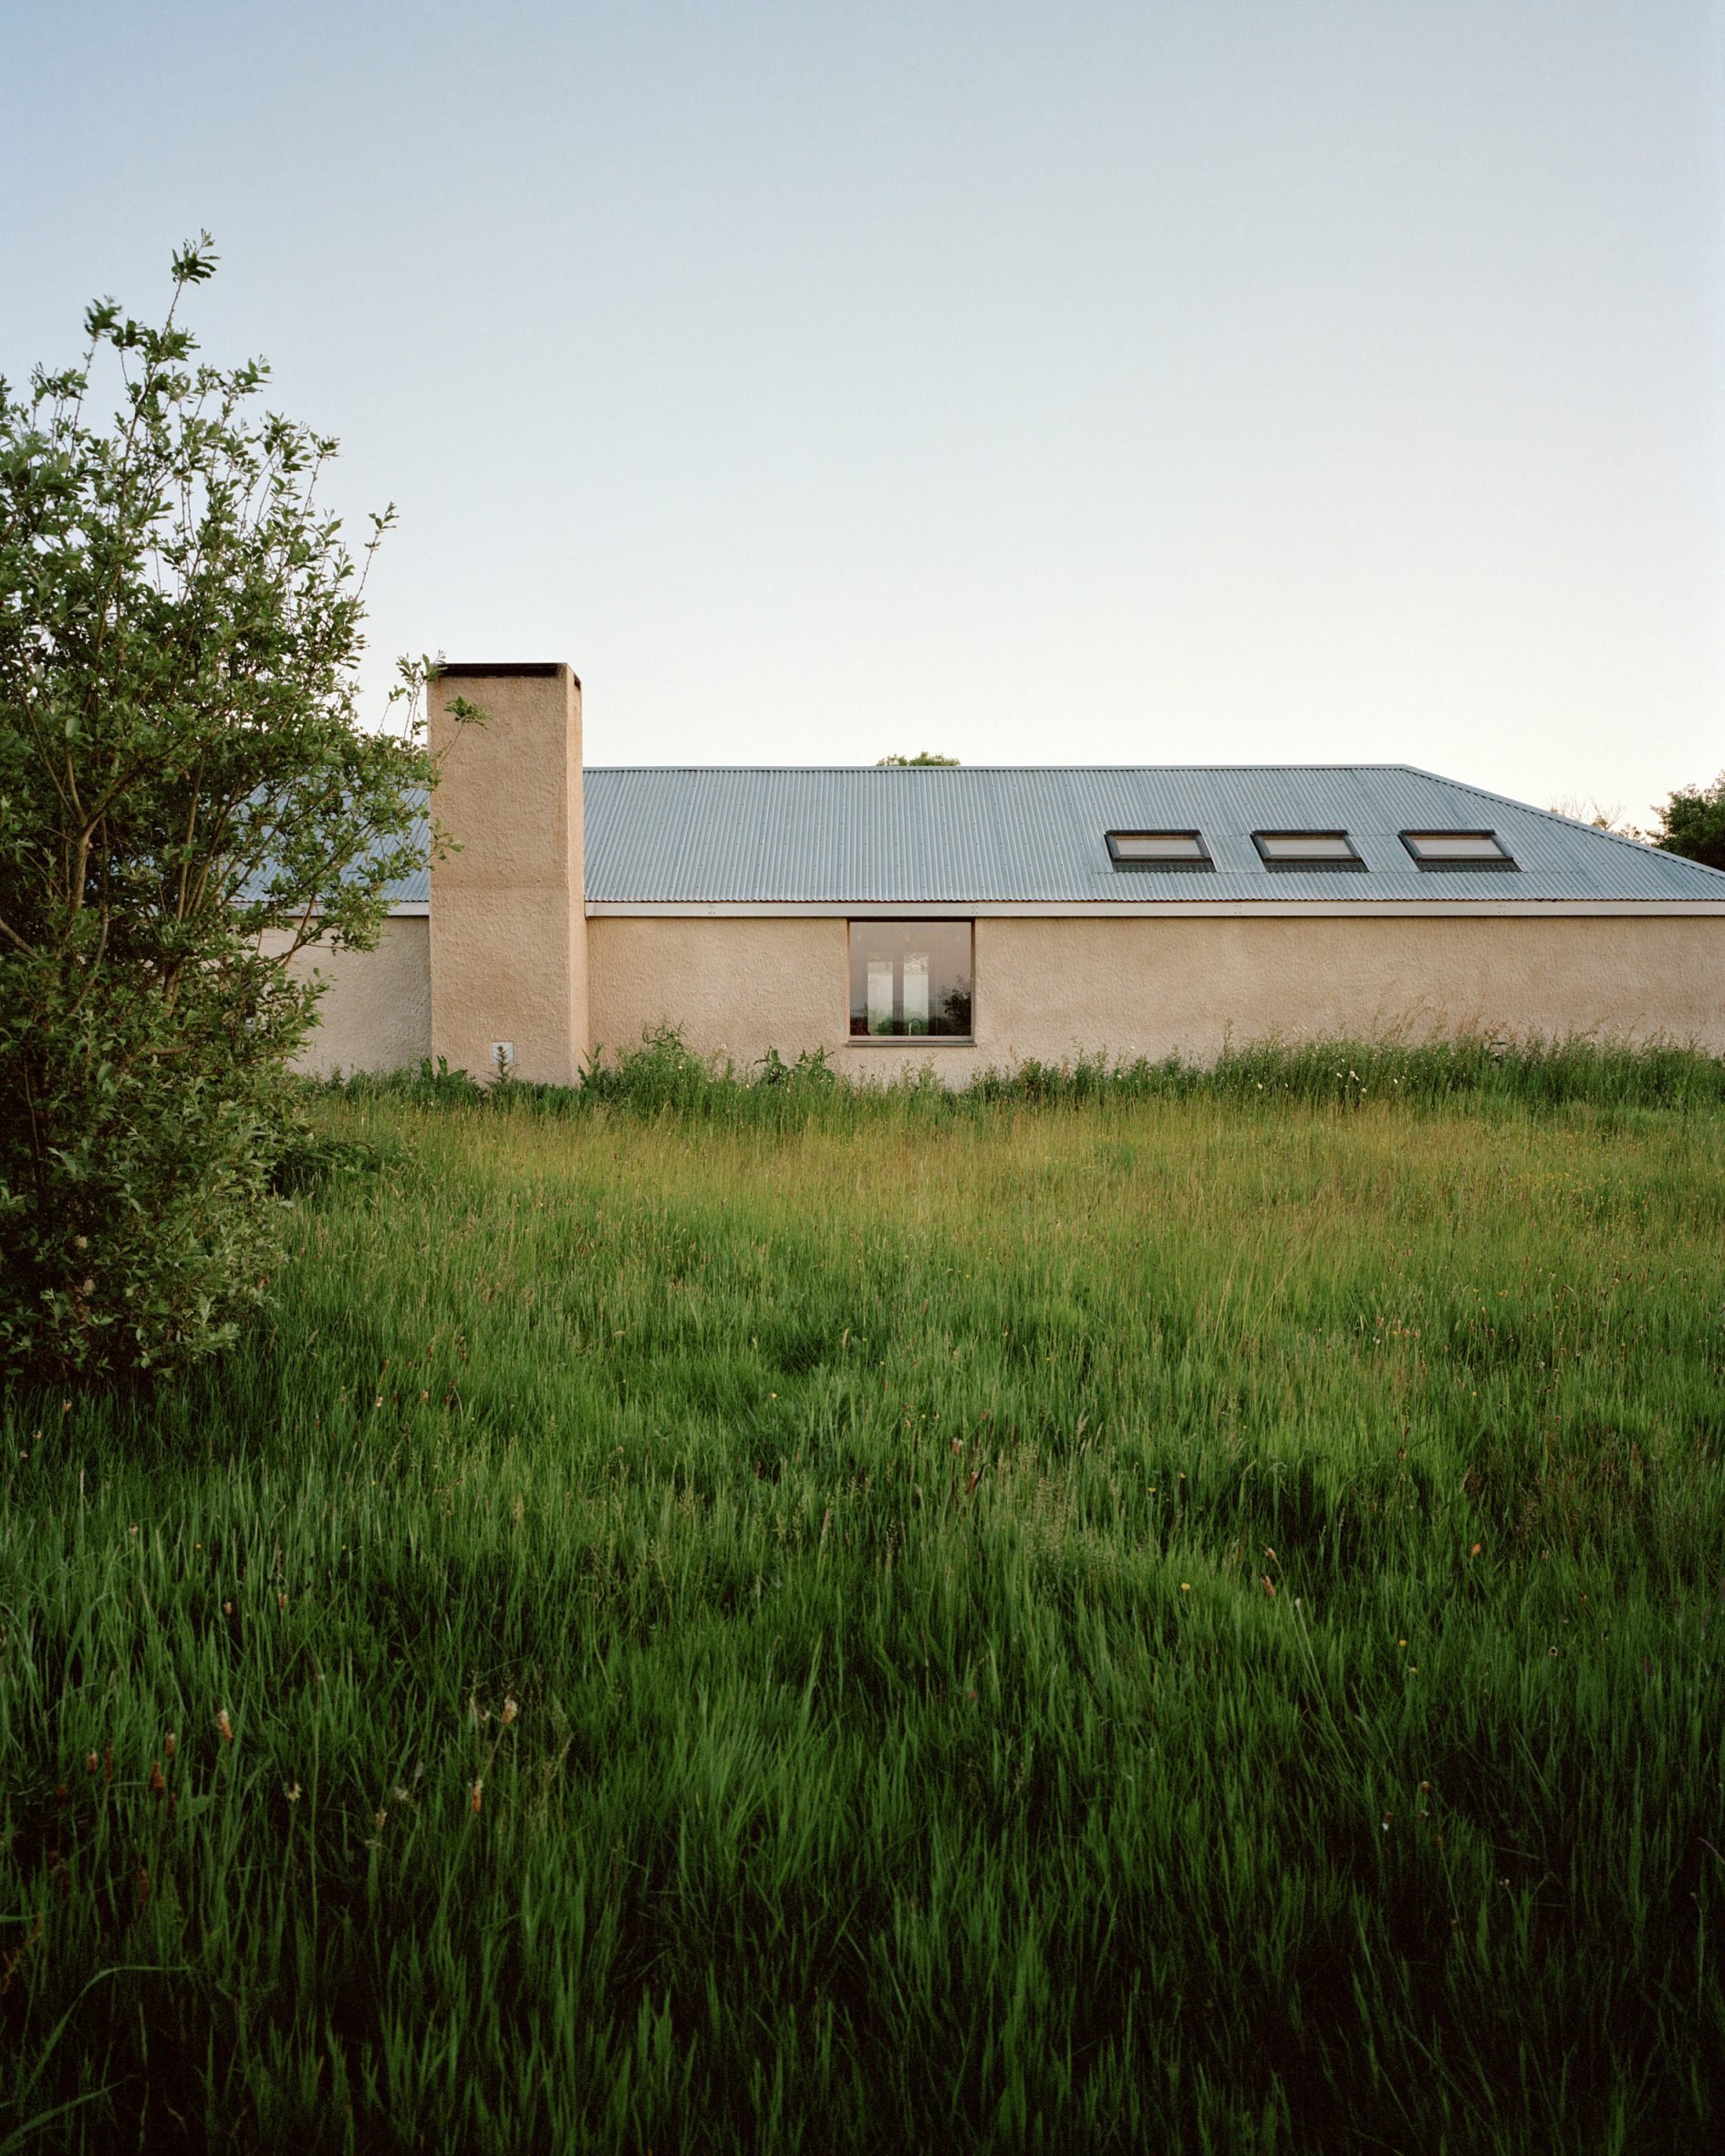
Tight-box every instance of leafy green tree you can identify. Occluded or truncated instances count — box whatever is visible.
[1652,773,1725,873]
[0,239,437,1384]
[876,751,960,766]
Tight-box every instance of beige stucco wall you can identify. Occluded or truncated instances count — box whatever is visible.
[429,666,587,1084]
[587,911,1725,1082]
[589,917,847,1070]
[972,914,1725,1066]
[265,917,431,1077]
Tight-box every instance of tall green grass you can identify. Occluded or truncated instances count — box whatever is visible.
[341,1025,1725,1124]
[3,1051,1724,2151]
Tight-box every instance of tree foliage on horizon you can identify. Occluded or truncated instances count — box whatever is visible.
[876,751,960,766]
[0,237,442,1384]
[1651,772,1725,873]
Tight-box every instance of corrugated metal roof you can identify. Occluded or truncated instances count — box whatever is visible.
[385,818,431,905]
[578,765,1725,906]
[243,810,431,907]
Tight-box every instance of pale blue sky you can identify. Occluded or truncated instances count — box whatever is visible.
[5,1,1722,819]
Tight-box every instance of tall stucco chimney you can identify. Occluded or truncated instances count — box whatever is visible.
[428,662,587,1084]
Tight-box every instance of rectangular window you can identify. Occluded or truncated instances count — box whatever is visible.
[1106,830,1213,871]
[1252,830,1366,871]
[848,920,972,1039]
[1400,829,1517,869]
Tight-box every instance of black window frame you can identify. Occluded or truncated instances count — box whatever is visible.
[1104,830,1215,874]
[1250,829,1367,872]
[1398,829,1518,872]
[847,918,975,1043]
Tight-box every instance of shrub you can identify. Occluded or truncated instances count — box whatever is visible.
[0,239,438,1384]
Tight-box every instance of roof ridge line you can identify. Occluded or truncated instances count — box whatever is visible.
[584,762,1431,774]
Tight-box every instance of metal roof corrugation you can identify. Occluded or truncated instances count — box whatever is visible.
[374,810,431,903]
[241,809,431,907]
[578,764,1725,906]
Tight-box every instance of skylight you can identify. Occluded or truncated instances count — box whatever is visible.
[1400,830,1517,870]
[1106,831,1213,872]
[1251,831,1366,871]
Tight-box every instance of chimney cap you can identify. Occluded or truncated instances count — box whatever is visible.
[437,661,580,687]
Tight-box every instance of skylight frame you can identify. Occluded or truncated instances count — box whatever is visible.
[1250,829,1368,872]
[1105,830,1215,874]
[1398,829,1519,871]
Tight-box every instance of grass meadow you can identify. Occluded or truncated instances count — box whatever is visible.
[3,1042,1725,2152]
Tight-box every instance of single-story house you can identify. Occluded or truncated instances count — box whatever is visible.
[277,661,1725,1083]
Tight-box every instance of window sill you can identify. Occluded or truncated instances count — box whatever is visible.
[847,1036,975,1048]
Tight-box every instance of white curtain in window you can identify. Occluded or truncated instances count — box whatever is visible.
[902,953,930,1034]
[868,956,894,1034]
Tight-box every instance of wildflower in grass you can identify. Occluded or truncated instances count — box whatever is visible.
[85,1751,98,1776]
[216,1709,234,1745]
[470,1779,483,1817]
[149,1763,166,1798]
[285,1783,301,1803]
[164,1733,176,1760]
[502,1696,519,1726]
